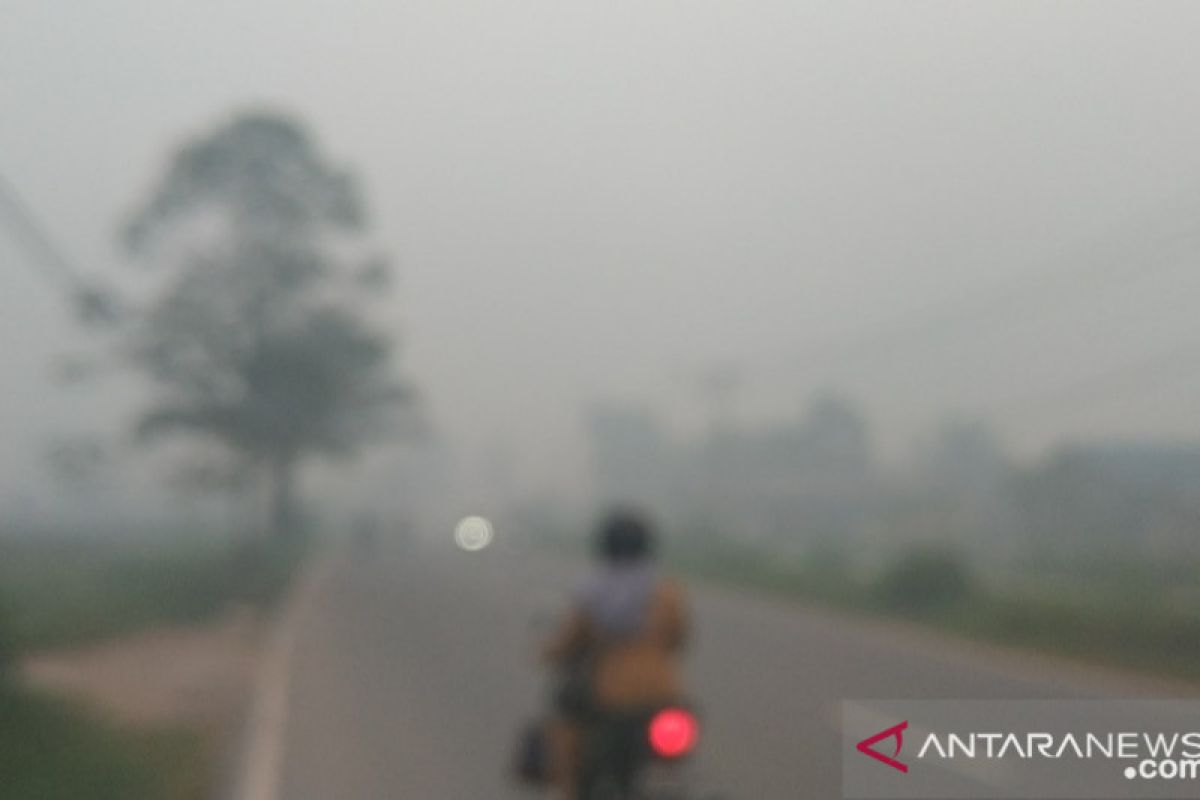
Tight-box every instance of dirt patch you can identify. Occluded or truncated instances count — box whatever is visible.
[21,607,265,730]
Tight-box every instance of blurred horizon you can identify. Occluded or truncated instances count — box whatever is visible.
[3,1,1200,533]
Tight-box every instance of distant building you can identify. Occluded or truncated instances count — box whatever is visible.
[1015,441,1200,561]
[1059,442,1200,494]
[587,394,877,543]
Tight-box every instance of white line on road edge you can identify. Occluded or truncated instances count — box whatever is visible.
[232,554,333,800]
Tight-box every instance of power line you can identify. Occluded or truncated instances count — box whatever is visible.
[0,170,82,288]
[0,169,124,327]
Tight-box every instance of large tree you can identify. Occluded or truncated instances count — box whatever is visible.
[123,110,406,538]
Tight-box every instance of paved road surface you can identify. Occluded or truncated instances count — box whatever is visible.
[275,541,1178,799]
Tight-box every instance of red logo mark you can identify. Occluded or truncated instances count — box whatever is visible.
[856,720,909,773]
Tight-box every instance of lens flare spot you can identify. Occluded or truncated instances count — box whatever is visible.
[454,515,494,552]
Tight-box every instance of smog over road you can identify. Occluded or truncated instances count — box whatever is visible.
[2,3,1200,799]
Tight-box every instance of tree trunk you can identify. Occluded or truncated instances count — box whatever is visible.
[268,453,297,540]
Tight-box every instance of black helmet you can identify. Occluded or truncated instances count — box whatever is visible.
[594,508,656,563]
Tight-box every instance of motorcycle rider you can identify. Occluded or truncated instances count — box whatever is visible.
[542,509,690,799]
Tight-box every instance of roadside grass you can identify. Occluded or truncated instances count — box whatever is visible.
[0,535,303,650]
[938,593,1200,679]
[664,536,1200,682]
[0,684,210,800]
[0,533,305,799]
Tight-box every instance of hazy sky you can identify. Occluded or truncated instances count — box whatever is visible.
[4,1,1200,505]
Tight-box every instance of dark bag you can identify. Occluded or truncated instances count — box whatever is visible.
[553,652,595,719]
[512,719,550,785]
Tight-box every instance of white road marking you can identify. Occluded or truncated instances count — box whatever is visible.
[233,554,333,800]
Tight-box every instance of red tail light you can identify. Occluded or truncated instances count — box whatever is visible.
[648,707,699,759]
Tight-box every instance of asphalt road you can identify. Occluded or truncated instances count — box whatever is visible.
[275,541,1180,799]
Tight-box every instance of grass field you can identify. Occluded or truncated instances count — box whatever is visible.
[664,535,1200,682]
[0,685,210,800]
[0,535,302,650]
[0,533,304,799]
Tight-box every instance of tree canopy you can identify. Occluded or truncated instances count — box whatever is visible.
[123,110,406,536]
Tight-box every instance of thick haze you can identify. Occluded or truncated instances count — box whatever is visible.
[4,1,1200,508]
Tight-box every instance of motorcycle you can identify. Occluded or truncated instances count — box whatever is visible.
[519,610,723,800]
[576,703,718,800]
